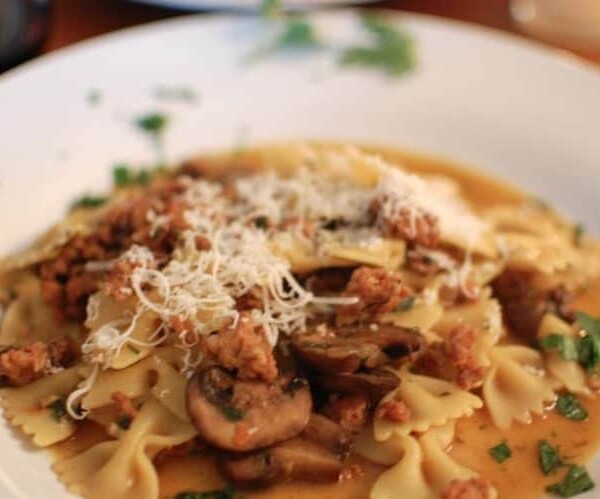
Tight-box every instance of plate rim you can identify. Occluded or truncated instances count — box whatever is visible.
[2,8,599,88]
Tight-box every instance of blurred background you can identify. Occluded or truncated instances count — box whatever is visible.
[1,0,600,73]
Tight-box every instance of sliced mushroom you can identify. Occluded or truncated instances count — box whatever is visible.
[186,367,312,452]
[492,270,574,341]
[291,324,423,374]
[221,437,342,487]
[303,413,352,459]
[313,369,400,403]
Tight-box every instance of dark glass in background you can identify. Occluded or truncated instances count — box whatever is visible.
[0,0,50,73]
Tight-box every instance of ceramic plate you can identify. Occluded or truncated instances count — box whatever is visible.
[129,0,376,11]
[0,9,599,498]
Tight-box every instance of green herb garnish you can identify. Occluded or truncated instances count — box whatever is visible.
[248,17,320,62]
[46,399,68,422]
[220,406,245,422]
[154,87,197,103]
[71,194,108,210]
[340,15,415,76]
[547,465,595,497]
[394,296,415,312]
[539,312,600,374]
[113,164,134,187]
[539,440,565,475]
[136,112,168,135]
[116,414,132,430]
[87,90,101,106]
[539,334,579,362]
[175,484,235,499]
[575,312,600,373]
[573,224,585,247]
[134,112,169,166]
[556,393,588,421]
[489,441,512,463]
[112,164,154,187]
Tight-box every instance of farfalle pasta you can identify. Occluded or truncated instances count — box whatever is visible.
[1,143,600,499]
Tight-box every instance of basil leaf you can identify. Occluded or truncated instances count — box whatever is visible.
[547,465,595,497]
[539,334,579,362]
[539,440,565,475]
[489,441,511,463]
[556,393,588,421]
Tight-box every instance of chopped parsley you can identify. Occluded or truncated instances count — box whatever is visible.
[489,440,512,463]
[547,465,595,497]
[556,393,588,421]
[573,224,585,247]
[136,112,168,135]
[340,15,416,76]
[154,86,197,103]
[175,485,235,499]
[71,194,108,210]
[394,296,416,312]
[87,90,101,106]
[248,17,320,62]
[539,334,579,362]
[134,112,169,165]
[116,414,132,430]
[539,312,600,374]
[46,399,68,422]
[539,440,565,475]
[220,405,245,422]
[112,164,153,187]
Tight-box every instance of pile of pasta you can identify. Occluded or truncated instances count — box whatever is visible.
[0,143,599,499]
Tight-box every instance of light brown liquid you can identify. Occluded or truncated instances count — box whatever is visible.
[51,146,600,499]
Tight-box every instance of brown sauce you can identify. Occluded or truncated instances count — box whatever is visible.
[49,146,600,499]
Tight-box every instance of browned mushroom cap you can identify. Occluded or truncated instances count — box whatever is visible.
[221,438,342,488]
[492,270,574,341]
[313,369,400,403]
[186,367,312,452]
[302,413,352,459]
[291,324,423,374]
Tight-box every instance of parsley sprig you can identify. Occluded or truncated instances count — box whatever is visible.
[489,441,512,463]
[539,312,600,374]
[555,393,588,421]
[340,15,416,76]
[247,17,321,62]
[539,440,566,475]
[547,465,595,497]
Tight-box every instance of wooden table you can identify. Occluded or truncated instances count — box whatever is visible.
[41,0,600,65]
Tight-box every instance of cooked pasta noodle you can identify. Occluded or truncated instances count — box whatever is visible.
[1,143,599,499]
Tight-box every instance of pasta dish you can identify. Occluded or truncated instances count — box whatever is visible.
[1,143,599,499]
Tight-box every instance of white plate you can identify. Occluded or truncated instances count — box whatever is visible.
[129,0,376,11]
[0,9,599,498]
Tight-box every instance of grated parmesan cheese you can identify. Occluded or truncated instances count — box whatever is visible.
[69,146,491,418]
